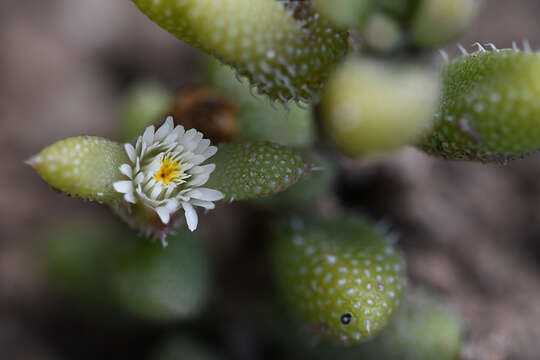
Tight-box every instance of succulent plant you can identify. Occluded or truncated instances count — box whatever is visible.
[112,232,211,322]
[27,136,128,202]
[322,57,440,157]
[272,217,406,344]
[131,0,349,105]
[420,47,540,163]
[206,141,311,201]
[411,0,480,47]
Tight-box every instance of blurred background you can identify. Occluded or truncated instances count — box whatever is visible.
[2,0,540,359]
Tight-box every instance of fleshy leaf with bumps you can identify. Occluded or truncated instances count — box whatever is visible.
[27,136,128,202]
[131,0,349,105]
[322,57,440,157]
[254,153,334,208]
[272,218,406,344]
[420,48,540,163]
[205,142,311,201]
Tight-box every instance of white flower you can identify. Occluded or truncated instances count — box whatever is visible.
[113,116,224,232]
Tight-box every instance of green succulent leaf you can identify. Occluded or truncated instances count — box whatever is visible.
[254,153,335,208]
[205,141,311,202]
[27,136,128,202]
[272,217,406,345]
[322,57,440,157]
[131,0,349,105]
[420,48,540,163]
[42,220,124,312]
[43,221,211,322]
[112,232,211,322]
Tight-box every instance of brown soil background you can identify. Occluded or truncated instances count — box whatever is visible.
[2,1,540,359]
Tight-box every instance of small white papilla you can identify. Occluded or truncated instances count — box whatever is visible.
[113,116,224,232]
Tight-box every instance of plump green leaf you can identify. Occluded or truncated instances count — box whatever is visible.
[206,142,311,201]
[322,58,440,157]
[420,49,540,163]
[28,136,127,202]
[272,217,406,345]
[112,232,211,322]
[131,0,349,105]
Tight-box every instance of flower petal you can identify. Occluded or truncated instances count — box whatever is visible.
[182,202,198,231]
[150,184,163,199]
[155,116,174,141]
[165,198,180,212]
[194,139,211,155]
[190,164,215,175]
[119,164,132,178]
[203,146,217,159]
[185,132,204,152]
[142,125,155,146]
[187,172,210,187]
[189,188,224,201]
[124,143,136,163]
[134,172,145,185]
[113,180,133,194]
[156,206,170,224]
[190,199,215,210]
[124,192,136,204]
[164,126,185,144]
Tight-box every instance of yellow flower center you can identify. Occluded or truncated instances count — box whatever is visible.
[154,155,182,185]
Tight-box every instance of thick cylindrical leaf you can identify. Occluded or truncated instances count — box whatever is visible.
[420,48,540,163]
[112,232,211,322]
[27,136,128,202]
[322,58,440,157]
[272,217,406,345]
[205,142,311,201]
[131,0,349,105]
